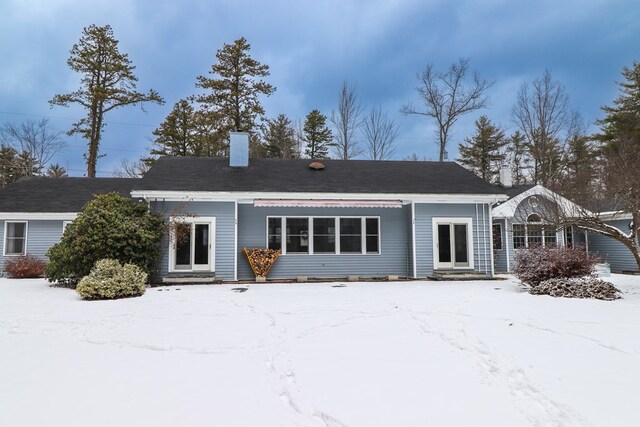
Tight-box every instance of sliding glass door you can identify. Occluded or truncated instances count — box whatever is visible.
[434,219,472,270]
[171,219,215,273]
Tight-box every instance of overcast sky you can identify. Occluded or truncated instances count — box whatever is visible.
[1,0,638,176]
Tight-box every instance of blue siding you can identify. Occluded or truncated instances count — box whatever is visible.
[588,219,639,273]
[493,218,509,273]
[414,203,493,277]
[150,201,236,280]
[237,205,411,280]
[0,220,65,272]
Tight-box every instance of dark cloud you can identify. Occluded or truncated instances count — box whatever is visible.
[0,0,638,175]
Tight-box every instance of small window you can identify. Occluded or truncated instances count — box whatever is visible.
[4,221,27,256]
[365,218,379,254]
[565,226,573,248]
[492,223,502,250]
[267,218,282,250]
[286,218,309,253]
[340,218,362,253]
[313,218,335,253]
[513,224,526,249]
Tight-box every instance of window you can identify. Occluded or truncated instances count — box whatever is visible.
[512,215,558,249]
[4,221,27,256]
[266,216,380,255]
[313,218,335,253]
[340,218,362,253]
[62,221,72,233]
[564,226,574,248]
[365,218,379,254]
[268,218,282,250]
[286,218,309,253]
[492,223,502,250]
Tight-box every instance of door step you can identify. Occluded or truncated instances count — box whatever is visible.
[429,271,492,281]
[161,274,218,284]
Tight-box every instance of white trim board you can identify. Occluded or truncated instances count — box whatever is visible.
[132,190,507,204]
[0,213,78,220]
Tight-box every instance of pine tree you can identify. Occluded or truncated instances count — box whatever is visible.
[195,37,275,143]
[50,25,163,177]
[563,134,596,201]
[506,131,530,185]
[303,109,333,159]
[149,100,200,158]
[0,145,19,187]
[457,116,507,182]
[263,114,299,159]
[598,61,640,149]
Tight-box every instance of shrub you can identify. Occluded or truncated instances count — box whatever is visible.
[76,259,147,300]
[4,255,48,278]
[530,277,621,300]
[46,193,164,286]
[513,245,599,287]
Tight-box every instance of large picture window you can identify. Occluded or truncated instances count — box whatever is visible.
[267,216,380,255]
[4,221,27,256]
[513,214,557,249]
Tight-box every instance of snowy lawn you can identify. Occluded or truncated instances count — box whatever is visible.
[1,275,639,427]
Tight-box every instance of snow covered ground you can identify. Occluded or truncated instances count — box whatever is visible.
[1,275,639,427]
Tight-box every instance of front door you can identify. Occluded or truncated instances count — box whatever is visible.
[435,220,472,270]
[171,219,214,272]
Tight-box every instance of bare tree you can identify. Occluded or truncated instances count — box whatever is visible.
[0,119,65,174]
[512,70,570,186]
[330,81,364,159]
[362,106,399,160]
[402,58,492,162]
[112,158,150,178]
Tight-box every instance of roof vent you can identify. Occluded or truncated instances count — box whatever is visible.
[309,161,325,170]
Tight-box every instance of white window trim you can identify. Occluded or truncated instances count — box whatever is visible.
[492,223,503,251]
[431,217,475,270]
[266,216,381,256]
[62,221,72,232]
[512,223,557,249]
[168,216,216,273]
[3,221,28,257]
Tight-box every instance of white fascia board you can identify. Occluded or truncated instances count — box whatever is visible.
[491,185,591,218]
[597,211,633,221]
[131,190,507,204]
[0,212,78,220]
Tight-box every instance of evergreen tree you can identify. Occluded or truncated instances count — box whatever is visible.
[506,131,530,185]
[46,164,68,177]
[149,99,200,158]
[263,114,299,159]
[50,25,164,177]
[598,61,640,149]
[303,109,333,159]
[195,37,275,143]
[457,116,507,182]
[0,145,19,187]
[563,134,596,201]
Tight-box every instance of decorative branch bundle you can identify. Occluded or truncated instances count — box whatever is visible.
[243,248,281,278]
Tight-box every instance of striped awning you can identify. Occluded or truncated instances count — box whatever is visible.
[253,199,403,208]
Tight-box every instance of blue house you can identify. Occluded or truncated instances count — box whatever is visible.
[0,133,505,281]
[1,133,636,280]
[490,181,639,274]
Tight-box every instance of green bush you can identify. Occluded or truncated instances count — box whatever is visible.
[46,193,164,286]
[76,259,147,300]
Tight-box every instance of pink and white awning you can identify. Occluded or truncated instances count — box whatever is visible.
[253,199,403,208]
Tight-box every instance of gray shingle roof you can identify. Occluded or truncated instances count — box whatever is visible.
[137,157,506,195]
[0,177,140,212]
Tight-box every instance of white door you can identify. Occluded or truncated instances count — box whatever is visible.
[171,219,215,273]
[434,219,473,270]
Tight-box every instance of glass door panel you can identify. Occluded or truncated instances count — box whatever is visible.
[194,223,210,269]
[175,223,192,270]
[437,224,452,267]
[454,224,469,266]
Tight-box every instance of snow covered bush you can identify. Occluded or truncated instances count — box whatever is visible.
[46,193,164,286]
[3,255,48,278]
[76,259,147,300]
[530,277,621,300]
[513,245,600,288]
